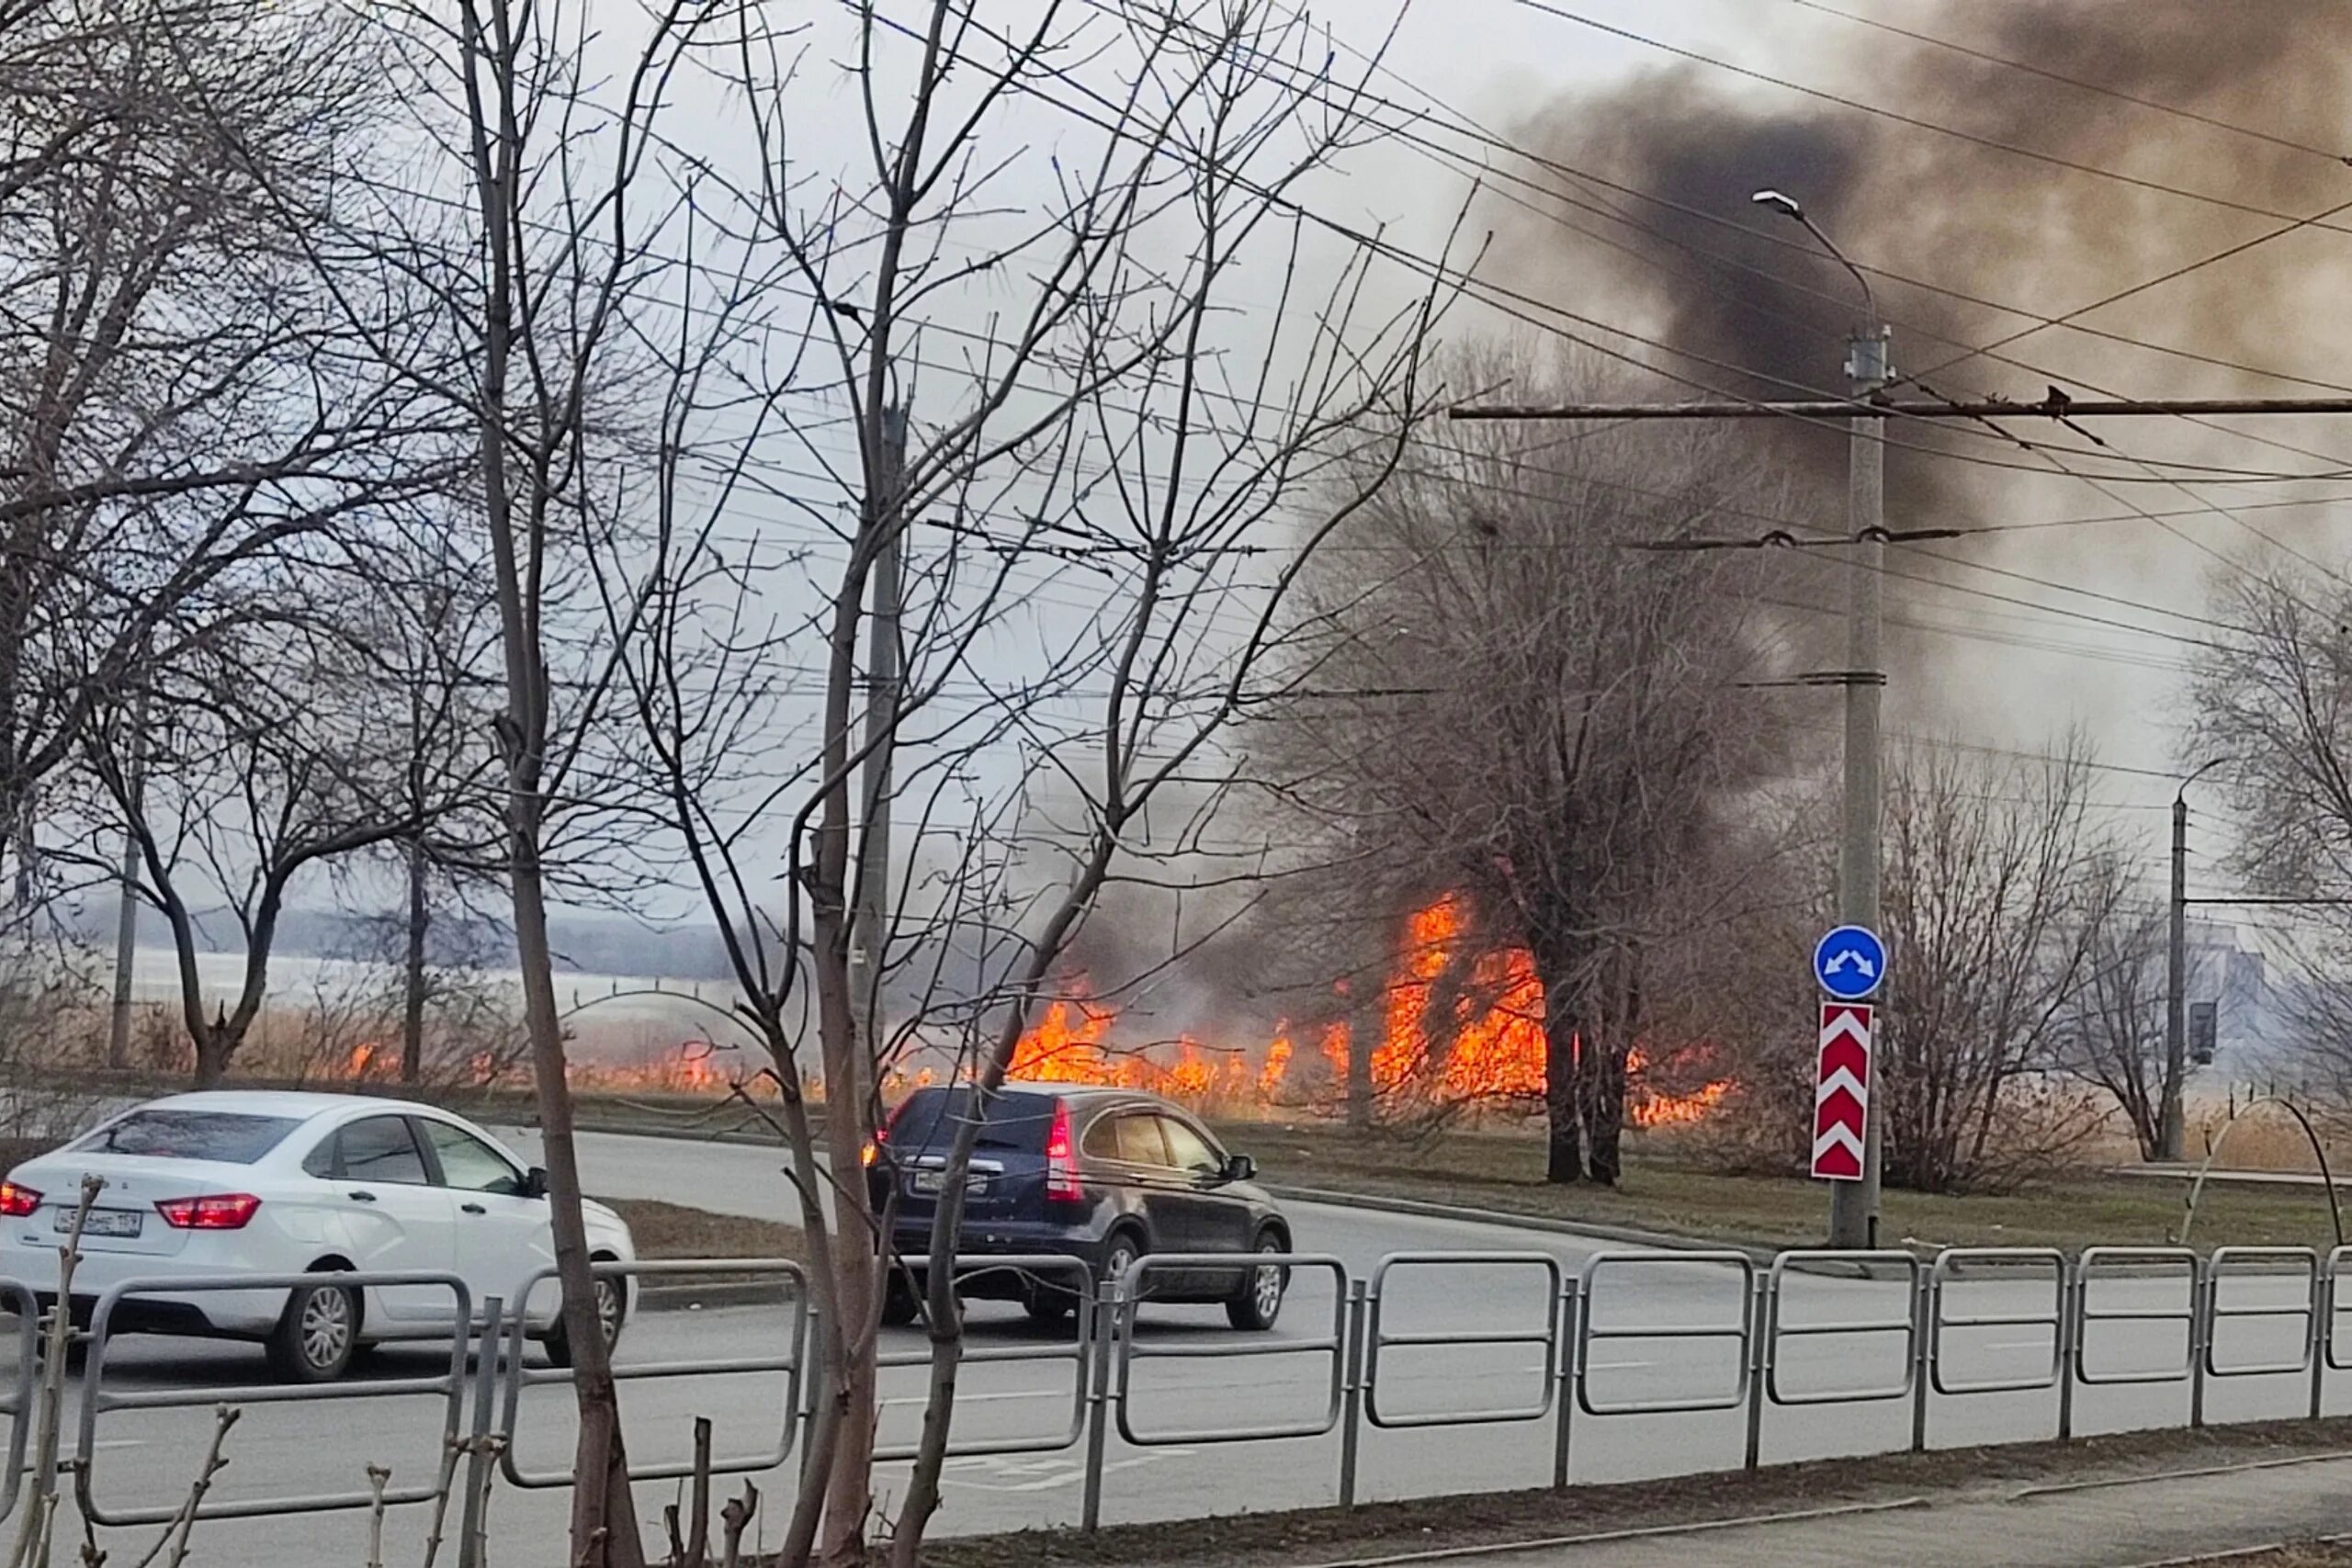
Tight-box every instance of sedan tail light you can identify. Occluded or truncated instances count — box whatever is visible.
[1045,1102,1082,1204]
[0,1183,39,1218]
[155,1193,262,1230]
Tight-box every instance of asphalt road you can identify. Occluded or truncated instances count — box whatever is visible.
[44,1131,2339,1567]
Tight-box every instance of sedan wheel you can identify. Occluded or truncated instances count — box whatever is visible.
[594,1276,625,1349]
[545,1274,627,1369]
[266,1278,359,1383]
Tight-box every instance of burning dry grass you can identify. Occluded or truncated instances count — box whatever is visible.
[1006,892,1731,1128]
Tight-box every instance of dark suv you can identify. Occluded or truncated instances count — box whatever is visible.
[867,1083,1292,1330]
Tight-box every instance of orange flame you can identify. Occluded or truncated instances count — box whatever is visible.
[1004,893,1731,1126]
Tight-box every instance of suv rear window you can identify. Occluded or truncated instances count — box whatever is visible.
[74,1110,300,1165]
[886,1088,1057,1157]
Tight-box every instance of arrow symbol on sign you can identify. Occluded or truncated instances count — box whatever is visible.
[1824,949,1876,978]
[1813,1085,1866,1134]
[1811,1124,1864,1179]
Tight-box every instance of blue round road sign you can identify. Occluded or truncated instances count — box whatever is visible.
[1814,924,1887,1001]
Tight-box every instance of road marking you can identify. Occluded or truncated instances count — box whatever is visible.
[931,1450,1195,1493]
[881,1390,1063,1409]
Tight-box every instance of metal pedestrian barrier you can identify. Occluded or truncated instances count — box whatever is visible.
[2203,1247,2319,1380]
[1573,1250,1756,1416]
[2324,1247,2352,1390]
[1926,1247,2064,1397]
[67,1235,2352,1546]
[501,1257,807,1489]
[75,1270,473,1527]
[1762,1250,1921,1406]
[1109,1252,1350,1446]
[874,1254,1097,1462]
[0,1280,37,1526]
[2074,1247,2200,1389]
[1363,1252,1565,1429]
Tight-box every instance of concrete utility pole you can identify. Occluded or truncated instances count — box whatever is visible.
[850,402,909,1084]
[2164,791,2188,1164]
[2162,759,2225,1162]
[1752,191,1887,1249]
[1835,322,1887,1247]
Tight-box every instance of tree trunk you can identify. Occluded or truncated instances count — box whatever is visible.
[192,1030,231,1089]
[811,924,878,1568]
[1585,946,1640,1188]
[513,812,644,1567]
[401,830,428,1086]
[1531,931,1587,1184]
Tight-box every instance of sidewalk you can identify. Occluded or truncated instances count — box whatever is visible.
[1503,1451,2352,1568]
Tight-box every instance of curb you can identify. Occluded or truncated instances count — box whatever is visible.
[638,1280,796,1314]
[1264,1183,1783,1262]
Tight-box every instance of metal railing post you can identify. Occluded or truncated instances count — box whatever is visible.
[1552,1279,1577,1490]
[1080,1287,1119,1533]
[1743,1273,1770,1471]
[2057,1260,2078,1442]
[2190,1261,2211,1430]
[1338,1280,1367,1509]
[1910,1269,1934,1452]
[798,1303,823,1487]
[456,1296,503,1568]
[2315,1256,2336,1422]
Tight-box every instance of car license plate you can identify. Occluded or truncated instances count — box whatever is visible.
[909,1169,985,1197]
[62,1209,141,1239]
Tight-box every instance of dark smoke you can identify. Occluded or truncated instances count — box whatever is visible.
[1497,2,2351,731]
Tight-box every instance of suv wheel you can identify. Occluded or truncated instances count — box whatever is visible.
[1225,1235,1286,1331]
[266,1273,360,1383]
[880,1269,921,1328]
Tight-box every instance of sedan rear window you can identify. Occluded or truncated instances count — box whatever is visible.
[887,1088,1057,1156]
[74,1110,301,1165]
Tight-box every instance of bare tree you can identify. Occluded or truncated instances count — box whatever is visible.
[1877,739,2117,1192]
[1252,344,1796,1185]
[0,0,452,913]
[2054,852,2172,1160]
[71,604,485,1084]
[317,3,748,1562]
[574,5,1461,1560]
[2188,559,2352,1122]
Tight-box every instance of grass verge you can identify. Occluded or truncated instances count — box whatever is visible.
[1204,1117,2350,1255]
[918,1418,2352,1568]
[591,1197,802,1263]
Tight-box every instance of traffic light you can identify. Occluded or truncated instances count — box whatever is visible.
[2189,1002,2218,1066]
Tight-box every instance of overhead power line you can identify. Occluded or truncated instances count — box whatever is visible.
[1454,394,2352,424]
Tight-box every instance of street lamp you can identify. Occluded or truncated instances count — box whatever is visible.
[2163,758,2230,1163]
[1753,186,1890,1248]
[1751,189,1878,324]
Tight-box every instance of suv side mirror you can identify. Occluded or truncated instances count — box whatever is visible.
[522,1166,550,1201]
[1223,1153,1257,1184]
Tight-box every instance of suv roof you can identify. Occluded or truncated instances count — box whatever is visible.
[907,1082,1193,1112]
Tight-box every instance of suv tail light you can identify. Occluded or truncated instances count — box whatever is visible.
[1045,1101,1082,1204]
[155,1193,262,1230]
[0,1183,39,1218]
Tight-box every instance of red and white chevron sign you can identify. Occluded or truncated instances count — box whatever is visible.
[1812,1001,1872,1181]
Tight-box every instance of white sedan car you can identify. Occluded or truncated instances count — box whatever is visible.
[0,1091,635,1382]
